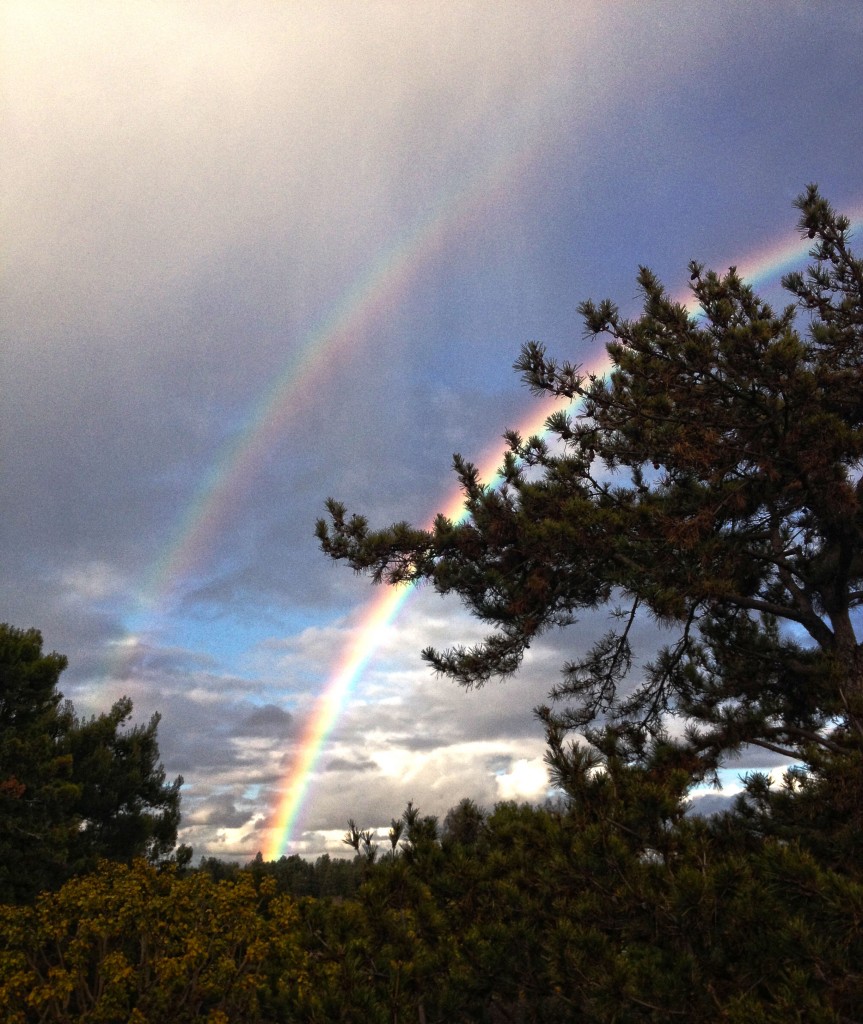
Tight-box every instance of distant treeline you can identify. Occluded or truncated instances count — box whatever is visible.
[198,849,364,900]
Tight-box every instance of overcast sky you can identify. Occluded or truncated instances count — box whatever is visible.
[3,1,862,862]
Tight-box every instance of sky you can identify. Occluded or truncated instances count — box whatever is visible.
[3,0,862,862]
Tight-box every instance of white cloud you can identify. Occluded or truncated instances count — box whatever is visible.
[59,561,130,603]
[495,756,551,801]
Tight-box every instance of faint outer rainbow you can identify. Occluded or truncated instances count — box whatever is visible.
[131,128,557,620]
[107,127,552,675]
[141,198,508,603]
[265,202,863,858]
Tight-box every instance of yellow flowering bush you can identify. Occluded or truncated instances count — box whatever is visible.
[0,860,308,1023]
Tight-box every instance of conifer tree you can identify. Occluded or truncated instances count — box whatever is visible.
[64,696,182,873]
[0,624,182,901]
[0,626,77,900]
[318,186,863,776]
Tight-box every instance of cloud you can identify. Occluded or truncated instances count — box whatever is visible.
[324,757,377,773]
[234,704,294,739]
[495,757,551,802]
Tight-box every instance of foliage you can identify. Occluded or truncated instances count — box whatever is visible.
[64,697,182,875]
[318,186,863,779]
[728,745,863,879]
[321,789,863,1022]
[441,796,487,849]
[241,850,363,899]
[3,790,862,1021]
[0,859,309,1024]
[311,188,863,1018]
[0,626,77,902]
[0,624,182,902]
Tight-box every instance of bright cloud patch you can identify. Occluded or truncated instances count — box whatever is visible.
[495,757,550,801]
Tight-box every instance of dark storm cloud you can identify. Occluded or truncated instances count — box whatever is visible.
[196,794,262,831]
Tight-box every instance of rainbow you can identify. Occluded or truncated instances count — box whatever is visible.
[264,203,863,858]
[109,122,551,680]
[263,388,572,857]
[108,91,573,835]
[140,145,535,608]
[733,203,863,289]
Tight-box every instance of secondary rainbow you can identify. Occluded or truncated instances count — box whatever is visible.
[107,122,551,686]
[140,153,528,608]
[265,205,863,858]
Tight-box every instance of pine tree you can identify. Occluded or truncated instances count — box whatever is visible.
[64,696,182,874]
[0,626,77,900]
[318,186,863,777]
[0,624,182,901]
